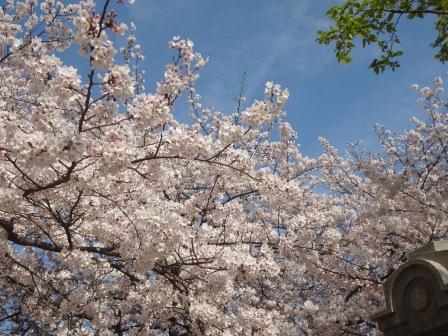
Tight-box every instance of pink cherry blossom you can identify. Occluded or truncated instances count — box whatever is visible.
[0,1,447,335]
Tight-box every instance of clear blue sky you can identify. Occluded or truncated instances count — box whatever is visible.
[121,1,445,156]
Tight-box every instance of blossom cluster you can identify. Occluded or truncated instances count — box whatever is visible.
[0,1,447,336]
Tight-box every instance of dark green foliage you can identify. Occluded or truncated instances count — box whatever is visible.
[317,0,448,73]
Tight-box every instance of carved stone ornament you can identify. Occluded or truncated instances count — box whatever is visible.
[371,241,448,336]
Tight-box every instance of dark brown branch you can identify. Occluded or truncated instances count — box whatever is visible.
[78,0,111,133]
[0,217,120,256]
[345,285,363,302]
[23,161,77,197]
[199,175,219,225]
[131,154,260,181]
[223,189,259,204]
[372,8,448,15]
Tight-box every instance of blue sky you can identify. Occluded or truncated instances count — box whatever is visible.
[122,0,445,157]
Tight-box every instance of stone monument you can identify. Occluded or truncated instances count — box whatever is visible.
[372,240,448,336]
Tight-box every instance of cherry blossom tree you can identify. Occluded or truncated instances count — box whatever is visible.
[0,1,447,335]
[0,1,332,334]
[314,77,448,334]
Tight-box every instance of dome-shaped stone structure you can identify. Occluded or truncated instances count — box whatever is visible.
[372,241,448,336]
